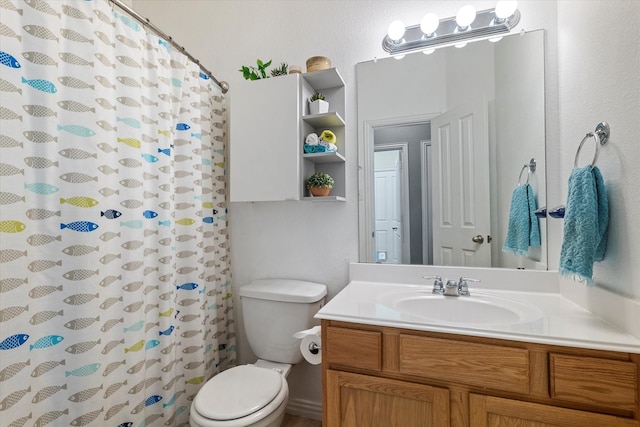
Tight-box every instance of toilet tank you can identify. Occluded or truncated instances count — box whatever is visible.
[240,279,327,364]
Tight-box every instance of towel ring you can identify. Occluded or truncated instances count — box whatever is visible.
[517,158,536,186]
[517,165,530,186]
[574,122,610,168]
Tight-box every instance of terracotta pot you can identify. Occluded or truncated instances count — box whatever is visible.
[309,186,331,197]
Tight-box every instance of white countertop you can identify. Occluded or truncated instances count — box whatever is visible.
[316,280,640,354]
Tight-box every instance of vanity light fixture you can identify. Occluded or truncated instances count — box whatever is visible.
[387,19,406,42]
[420,13,439,37]
[382,1,520,55]
[455,5,477,30]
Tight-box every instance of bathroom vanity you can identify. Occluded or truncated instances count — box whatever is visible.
[316,268,640,427]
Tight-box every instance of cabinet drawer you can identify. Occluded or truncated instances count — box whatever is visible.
[550,353,638,411]
[326,327,382,372]
[400,335,530,394]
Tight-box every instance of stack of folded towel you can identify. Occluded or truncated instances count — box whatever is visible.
[304,132,337,153]
[304,144,329,153]
[502,183,541,256]
[559,165,609,285]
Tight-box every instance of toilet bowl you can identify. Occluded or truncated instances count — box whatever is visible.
[189,363,289,427]
[190,279,327,427]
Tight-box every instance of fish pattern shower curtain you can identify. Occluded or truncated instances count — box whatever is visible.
[0,1,236,426]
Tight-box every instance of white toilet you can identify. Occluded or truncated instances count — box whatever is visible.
[190,279,327,427]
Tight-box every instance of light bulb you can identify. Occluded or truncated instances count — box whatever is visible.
[455,42,467,49]
[495,1,518,19]
[393,54,406,60]
[489,36,503,43]
[456,5,477,28]
[387,20,405,41]
[420,13,439,36]
[422,48,436,55]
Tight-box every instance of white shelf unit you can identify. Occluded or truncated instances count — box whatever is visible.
[301,68,346,201]
[229,68,346,202]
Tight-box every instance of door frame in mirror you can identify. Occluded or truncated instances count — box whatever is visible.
[359,113,439,263]
[420,139,433,265]
[373,142,411,264]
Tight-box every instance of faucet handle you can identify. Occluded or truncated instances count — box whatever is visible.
[458,277,480,296]
[422,275,444,295]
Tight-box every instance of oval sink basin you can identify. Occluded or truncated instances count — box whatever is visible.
[387,292,542,325]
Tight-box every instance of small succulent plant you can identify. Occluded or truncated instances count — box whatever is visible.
[270,62,289,77]
[306,172,334,189]
[310,92,326,102]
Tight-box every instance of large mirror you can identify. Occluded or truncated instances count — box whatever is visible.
[357,30,547,270]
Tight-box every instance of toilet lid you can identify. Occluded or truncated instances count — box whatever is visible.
[194,365,283,421]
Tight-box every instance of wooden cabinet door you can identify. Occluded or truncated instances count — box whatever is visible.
[326,369,449,427]
[470,394,640,427]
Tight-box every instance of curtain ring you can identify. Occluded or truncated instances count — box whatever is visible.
[574,131,600,168]
[517,164,530,186]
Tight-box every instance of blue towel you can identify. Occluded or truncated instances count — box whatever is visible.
[502,183,541,256]
[303,143,327,154]
[559,165,609,285]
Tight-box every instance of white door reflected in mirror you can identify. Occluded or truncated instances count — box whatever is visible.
[431,99,491,267]
[374,148,406,264]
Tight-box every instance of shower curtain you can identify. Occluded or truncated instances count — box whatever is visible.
[0,1,236,426]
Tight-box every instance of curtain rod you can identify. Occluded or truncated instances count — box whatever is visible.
[108,0,229,93]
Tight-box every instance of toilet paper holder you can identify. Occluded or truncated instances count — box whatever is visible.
[308,341,321,355]
[294,325,322,357]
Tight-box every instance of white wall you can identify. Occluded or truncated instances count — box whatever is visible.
[557,0,640,300]
[131,0,638,413]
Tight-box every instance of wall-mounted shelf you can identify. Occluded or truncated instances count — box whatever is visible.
[301,68,346,201]
[302,112,345,128]
[303,151,346,164]
[303,195,346,203]
[301,68,345,91]
[230,68,346,202]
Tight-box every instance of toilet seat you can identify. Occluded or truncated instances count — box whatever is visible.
[192,365,288,426]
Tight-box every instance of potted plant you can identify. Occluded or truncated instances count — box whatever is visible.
[306,172,334,197]
[309,91,329,115]
[270,62,289,77]
[239,59,272,80]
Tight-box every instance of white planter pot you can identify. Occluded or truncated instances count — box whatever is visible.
[309,99,329,115]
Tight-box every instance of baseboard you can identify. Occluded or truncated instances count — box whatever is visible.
[286,397,322,420]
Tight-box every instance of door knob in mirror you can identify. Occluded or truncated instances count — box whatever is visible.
[471,235,484,244]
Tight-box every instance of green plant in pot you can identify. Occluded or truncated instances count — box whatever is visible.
[306,172,334,197]
[309,91,329,115]
[310,92,325,102]
[239,59,272,80]
[271,62,289,77]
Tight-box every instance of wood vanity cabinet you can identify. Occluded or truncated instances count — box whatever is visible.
[321,320,640,427]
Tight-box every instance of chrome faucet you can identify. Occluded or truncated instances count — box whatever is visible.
[443,277,481,297]
[424,275,480,296]
[422,275,444,295]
